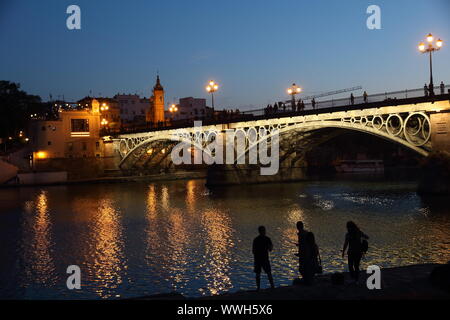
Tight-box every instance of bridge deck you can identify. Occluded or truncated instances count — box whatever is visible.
[114,91,450,136]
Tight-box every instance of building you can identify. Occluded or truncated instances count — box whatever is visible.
[146,75,165,125]
[77,97,121,131]
[29,102,104,160]
[114,94,149,126]
[165,97,213,122]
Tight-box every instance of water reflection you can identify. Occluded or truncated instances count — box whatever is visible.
[90,197,126,298]
[21,190,57,286]
[186,180,196,213]
[200,209,234,295]
[1,179,449,299]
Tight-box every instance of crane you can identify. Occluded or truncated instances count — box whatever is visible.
[284,86,362,104]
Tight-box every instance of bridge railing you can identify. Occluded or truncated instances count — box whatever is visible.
[241,85,450,117]
[115,86,450,135]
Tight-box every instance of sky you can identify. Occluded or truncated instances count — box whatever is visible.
[1,0,450,111]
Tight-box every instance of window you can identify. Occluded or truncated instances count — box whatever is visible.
[41,126,46,131]
[82,142,87,151]
[48,141,52,146]
[71,119,89,132]
[96,141,100,150]
[68,143,73,151]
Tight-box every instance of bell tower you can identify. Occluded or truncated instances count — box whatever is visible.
[146,75,165,124]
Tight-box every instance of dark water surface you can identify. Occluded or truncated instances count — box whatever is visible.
[0,179,449,299]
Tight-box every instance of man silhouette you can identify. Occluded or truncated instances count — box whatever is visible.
[252,226,275,291]
[296,221,309,280]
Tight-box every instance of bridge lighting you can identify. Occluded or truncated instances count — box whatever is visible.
[146,148,153,155]
[161,148,166,154]
[287,83,302,107]
[206,80,219,109]
[418,33,443,96]
[101,118,108,126]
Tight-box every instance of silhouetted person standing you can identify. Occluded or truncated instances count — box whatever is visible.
[350,93,355,105]
[303,231,319,285]
[252,226,275,291]
[363,91,368,103]
[424,83,429,97]
[296,221,309,280]
[441,81,445,95]
[311,98,316,110]
[342,221,369,283]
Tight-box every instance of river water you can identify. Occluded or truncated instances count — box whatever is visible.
[0,178,449,299]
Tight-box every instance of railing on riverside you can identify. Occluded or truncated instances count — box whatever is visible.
[114,86,450,135]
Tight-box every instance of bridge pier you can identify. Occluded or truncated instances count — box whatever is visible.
[430,111,450,151]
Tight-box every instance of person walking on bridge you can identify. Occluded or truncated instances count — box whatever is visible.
[350,93,355,105]
[252,226,275,291]
[311,98,316,110]
[363,91,368,103]
[441,81,445,95]
[424,83,429,97]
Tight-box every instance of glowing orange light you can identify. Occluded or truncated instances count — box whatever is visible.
[36,151,47,159]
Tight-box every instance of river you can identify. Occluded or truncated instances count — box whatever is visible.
[0,178,449,299]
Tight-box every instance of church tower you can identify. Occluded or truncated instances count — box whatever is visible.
[146,75,165,124]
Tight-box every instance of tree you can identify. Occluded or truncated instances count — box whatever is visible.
[0,81,43,137]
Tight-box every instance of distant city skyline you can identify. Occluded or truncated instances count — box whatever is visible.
[1,0,449,111]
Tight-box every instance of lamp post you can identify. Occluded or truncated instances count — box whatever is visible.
[287,83,302,108]
[206,80,219,110]
[419,33,443,96]
[100,102,109,112]
[169,104,178,121]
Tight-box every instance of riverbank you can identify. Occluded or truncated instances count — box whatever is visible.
[137,264,450,300]
[0,170,206,188]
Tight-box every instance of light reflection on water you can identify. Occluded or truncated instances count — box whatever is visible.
[0,179,449,299]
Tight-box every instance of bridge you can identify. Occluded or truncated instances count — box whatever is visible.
[110,87,450,185]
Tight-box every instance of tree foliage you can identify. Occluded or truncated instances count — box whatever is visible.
[0,80,43,137]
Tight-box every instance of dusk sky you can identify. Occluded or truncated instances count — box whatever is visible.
[1,0,449,110]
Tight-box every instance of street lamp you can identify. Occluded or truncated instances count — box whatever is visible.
[169,104,178,113]
[100,103,109,111]
[169,104,178,121]
[287,83,302,108]
[206,80,219,109]
[101,118,108,126]
[418,33,444,96]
